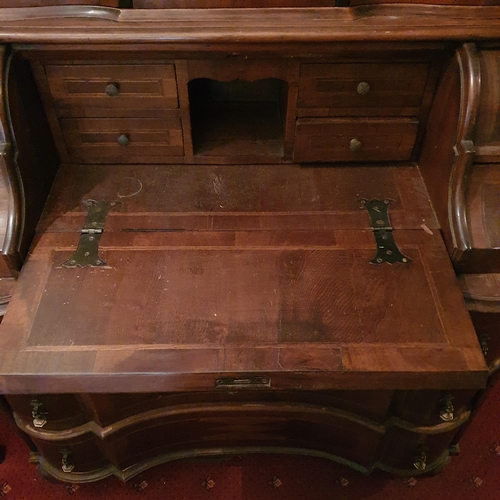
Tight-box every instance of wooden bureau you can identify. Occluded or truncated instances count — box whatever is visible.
[0,2,498,483]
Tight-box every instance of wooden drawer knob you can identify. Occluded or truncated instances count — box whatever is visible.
[117,134,130,147]
[357,81,370,95]
[349,138,362,152]
[105,82,120,97]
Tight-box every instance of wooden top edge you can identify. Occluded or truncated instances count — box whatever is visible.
[0,369,489,394]
[0,5,500,44]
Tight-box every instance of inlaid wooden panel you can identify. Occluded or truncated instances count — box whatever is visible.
[0,228,486,392]
[60,117,184,163]
[294,118,418,162]
[298,63,429,113]
[0,164,487,393]
[46,64,179,117]
[26,246,444,347]
[36,164,439,233]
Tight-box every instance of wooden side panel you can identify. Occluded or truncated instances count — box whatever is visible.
[420,45,500,272]
[475,51,500,162]
[464,164,500,266]
[0,48,59,276]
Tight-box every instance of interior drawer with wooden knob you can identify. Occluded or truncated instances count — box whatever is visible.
[297,63,429,116]
[45,64,179,117]
[294,118,418,162]
[60,117,184,163]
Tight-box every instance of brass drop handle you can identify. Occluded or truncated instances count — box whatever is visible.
[357,81,370,95]
[350,138,362,152]
[30,399,47,428]
[413,446,427,471]
[105,82,119,97]
[439,394,455,422]
[479,334,490,357]
[61,449,74,473]
[117,134,130,147]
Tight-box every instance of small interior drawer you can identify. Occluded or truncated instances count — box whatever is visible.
[294,118,418,162]
[46,64,179,117]
[298,63,429,114]
[60,117,184,163]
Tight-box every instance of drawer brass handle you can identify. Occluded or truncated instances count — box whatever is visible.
[30,399,47,428]
[350,138,362,152]
[61,449,74,473]
[105,82,119,97]
[117,134,130,147]
[413,446,427,471]
[439,394,455,422]
[357,81,370,95]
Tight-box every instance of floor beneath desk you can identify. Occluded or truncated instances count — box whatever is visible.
[1,376,499,499]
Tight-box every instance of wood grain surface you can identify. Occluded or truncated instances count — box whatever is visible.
[0,6,500,44]
[0,163,487,393]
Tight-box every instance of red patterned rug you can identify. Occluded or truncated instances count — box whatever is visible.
[1,377,499,499]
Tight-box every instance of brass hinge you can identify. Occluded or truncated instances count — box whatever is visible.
[62,200,120,268]
[360,198,412,265]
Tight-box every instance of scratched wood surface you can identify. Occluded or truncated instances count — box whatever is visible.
[0,163,487,393]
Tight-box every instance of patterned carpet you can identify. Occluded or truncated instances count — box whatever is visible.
[1,377,499,499]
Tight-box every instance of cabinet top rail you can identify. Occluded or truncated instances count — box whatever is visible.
[0,5,499,44]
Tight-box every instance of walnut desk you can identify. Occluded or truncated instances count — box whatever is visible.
[0,4,498,482]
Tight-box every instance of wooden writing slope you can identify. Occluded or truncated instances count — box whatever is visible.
[0,2,498,482]
[2,164,485,392]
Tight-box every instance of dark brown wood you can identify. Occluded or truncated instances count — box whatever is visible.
[350,0,497,4]
[459,273,500,375]
[419,44,500,273]
[0,162,486,394]
[46,64,179,117]
[0,45,22,275]
[294,118,418,162]
[475,51,500,162]
[60,117,184,163]
[6,55,60,266]
[1,6,500,44]
[0,3,498,483]
[134,0,334,7]
[0,0,118,5]
[0,45,59,276]
[6,388,474,481]
[297,62,429,112]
